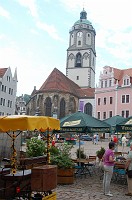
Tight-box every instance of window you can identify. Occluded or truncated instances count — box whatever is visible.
[75,53,82,67]
[9,88,11,94]
[122,110,125,117]
[104,97,106,105]
[109,111,112,117]
[105,80,107,87]
[103,112,106,119]
[122,95,129,103]
[78,41,81,45]
[109,80,112,87]
[98,98,101,105]
[101,81,103,88]
[76,76,79,80]
[0,98,3,105]
[124,78,129,86]
[122,95,125,103]
[97,112,100,119]
[110,97,113,104]
[126,110,129,118]
[126,95,129,103]
[1,85,4,91]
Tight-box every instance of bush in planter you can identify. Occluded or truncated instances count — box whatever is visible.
[26,137,46,157]
[50,143,74,169]
[50,143,75,184]
[96,147,105,159]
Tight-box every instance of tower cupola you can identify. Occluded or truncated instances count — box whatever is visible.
[80,8,87,20]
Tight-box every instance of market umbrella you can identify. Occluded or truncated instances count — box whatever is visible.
[104,115,125,133]
[0,115,60,173]
[60,111,110,160]
[116,116,132,133]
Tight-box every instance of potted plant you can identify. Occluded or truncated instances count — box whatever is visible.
[96,147,105,160]
[50,143,75,184]
[76,148,86,159]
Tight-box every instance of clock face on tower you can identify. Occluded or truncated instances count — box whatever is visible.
[77,32,82,37]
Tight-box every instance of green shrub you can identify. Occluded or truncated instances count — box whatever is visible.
[26,137,46,157]
[50,143,75,169]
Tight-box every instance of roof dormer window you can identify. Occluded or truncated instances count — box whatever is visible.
[123,77,130,86]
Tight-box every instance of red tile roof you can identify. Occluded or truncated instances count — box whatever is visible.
[103,66,132,86]
[0,68,8,78]
[37,68,95,98]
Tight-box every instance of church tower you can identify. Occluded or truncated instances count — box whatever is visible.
[66,9,96,88]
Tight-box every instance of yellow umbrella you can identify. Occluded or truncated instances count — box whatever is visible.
[0,115,60,132]
[0,115,60,173]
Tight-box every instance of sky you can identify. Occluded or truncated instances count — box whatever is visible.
[0,0,132,96]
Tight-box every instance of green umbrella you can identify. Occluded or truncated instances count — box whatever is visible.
[104,115,125,133]
[60,111,110,133]
[116,116,132,132]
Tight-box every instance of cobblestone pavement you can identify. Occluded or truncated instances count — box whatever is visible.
[55,141,131,200]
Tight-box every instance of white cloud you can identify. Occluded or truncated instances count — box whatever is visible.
[36,21,63,41]
[16,0,38,18]
[0,6,10,19]
[30,29,39,35]
[0,34,6,39]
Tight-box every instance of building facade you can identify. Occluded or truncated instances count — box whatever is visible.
[0,67,17,115]
[95,66,132,120]
[26,9,96,118]
[15,95,26,115]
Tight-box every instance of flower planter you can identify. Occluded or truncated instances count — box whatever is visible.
[57,168,74,184]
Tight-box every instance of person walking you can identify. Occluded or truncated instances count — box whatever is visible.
[122,135,128,150]
[125,142,132,196]
[103,141,115,197]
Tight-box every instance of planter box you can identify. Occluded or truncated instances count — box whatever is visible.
[57,168,74,184]
[31,165,57,192]
[42,192,56,200]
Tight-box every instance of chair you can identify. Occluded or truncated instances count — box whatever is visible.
[85,156,97,175]
[113,162,127,184]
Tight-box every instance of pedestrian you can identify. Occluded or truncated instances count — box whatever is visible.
[57,133,60,141]
[125,142,132,196]
[52,138,56,147]
[122,135,128,149]
[96,133,99,144]
[38,134,42,140]
[93,134,97,144]
[103,141,115,197]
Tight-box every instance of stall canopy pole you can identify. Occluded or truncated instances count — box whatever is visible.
[47,128,50,164]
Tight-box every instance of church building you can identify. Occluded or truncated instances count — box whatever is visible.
[26,9,96,119]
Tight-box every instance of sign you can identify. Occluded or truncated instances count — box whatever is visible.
[63,120,81,127]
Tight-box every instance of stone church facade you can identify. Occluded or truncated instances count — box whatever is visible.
[26,9,96,119]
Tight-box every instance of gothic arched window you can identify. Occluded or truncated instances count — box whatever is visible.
[60,98,65,119]
[75,53,82,67]
[45,97,52,117]
[84,103,92,116]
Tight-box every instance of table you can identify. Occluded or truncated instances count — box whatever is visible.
[74,159,96,177]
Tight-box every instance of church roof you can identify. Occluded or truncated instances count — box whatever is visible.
[37,68,95,98]
[0,68,8,78]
